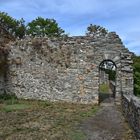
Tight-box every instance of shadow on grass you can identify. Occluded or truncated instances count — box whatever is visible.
[99,92,113,103]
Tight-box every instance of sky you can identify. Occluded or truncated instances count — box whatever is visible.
[0,0,140,55]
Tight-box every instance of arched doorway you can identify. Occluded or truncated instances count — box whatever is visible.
[99,60,117,103]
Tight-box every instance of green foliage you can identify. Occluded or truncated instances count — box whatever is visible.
[2,104,30,112]
[102,68,116,81]
[0,11,65,38]
[108,70,116,81]
[0,94,30,112]
[69,130,86,140]
[0,12,26,38]
[99,83,109,93]
[99,60,116,81]
[15,18,26,38]
[87,24,108,35]
[133,55,140,96]
[0,93,17,104]
[0,93,17,101]
[26,17,65,37]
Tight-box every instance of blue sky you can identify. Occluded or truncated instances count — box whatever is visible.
[0,0,140,55]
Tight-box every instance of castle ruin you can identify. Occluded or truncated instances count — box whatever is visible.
[0,26,134,104]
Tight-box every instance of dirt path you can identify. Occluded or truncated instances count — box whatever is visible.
[80,102,135,140]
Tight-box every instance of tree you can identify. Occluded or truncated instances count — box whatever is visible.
[15,18,26,38]
[26,17,64,37]
[0,12,26,38]
[133,55,140,96]
[87,24,108,35]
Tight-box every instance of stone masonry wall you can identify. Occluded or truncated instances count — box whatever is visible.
[4,31,133,104]
[122,93,140,139]
[0,26,14,95]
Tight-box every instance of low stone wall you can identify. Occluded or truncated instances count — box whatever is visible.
[122,93,140,139]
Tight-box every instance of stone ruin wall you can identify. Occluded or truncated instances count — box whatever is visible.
[0,25,14,95]
[1,31,133,104]
[122,93,140,139]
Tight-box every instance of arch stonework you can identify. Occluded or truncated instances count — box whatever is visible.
[4,31,133,104]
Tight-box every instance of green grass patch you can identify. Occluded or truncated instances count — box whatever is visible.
[99,83,109,93]
[2,104,31,112]
[79,106,98,118]
[69,130,86,140]
[0,93,31,112]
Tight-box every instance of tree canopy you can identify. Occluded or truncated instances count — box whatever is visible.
[0,12,26,38]
[26,17,64,37]
[0,12,65,38]
[87,24,108,35]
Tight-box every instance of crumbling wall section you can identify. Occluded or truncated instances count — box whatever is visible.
[7,37,99,104]
[5,31,133,104]
[0,26,14,95]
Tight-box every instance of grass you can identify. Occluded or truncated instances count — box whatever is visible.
[99,83,112,102]
[0,95,99,140]
[99,83,110,93]
[2,104,31,112]
[0,94,31,112]
[69,130,86,140]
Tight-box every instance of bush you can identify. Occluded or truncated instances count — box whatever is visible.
[0,93,17,104]
[133,55,140,96]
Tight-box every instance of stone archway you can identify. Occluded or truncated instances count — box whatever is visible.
[99,59,117,103]
[95,51,122,103]
[96,50,133,104]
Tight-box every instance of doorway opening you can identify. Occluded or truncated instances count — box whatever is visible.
[99,60,117,103]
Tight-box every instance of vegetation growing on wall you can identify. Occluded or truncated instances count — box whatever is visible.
[87,24,108,35]
[133,55,140,96]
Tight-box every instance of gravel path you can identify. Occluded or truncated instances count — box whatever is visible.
[80,101,135,140]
